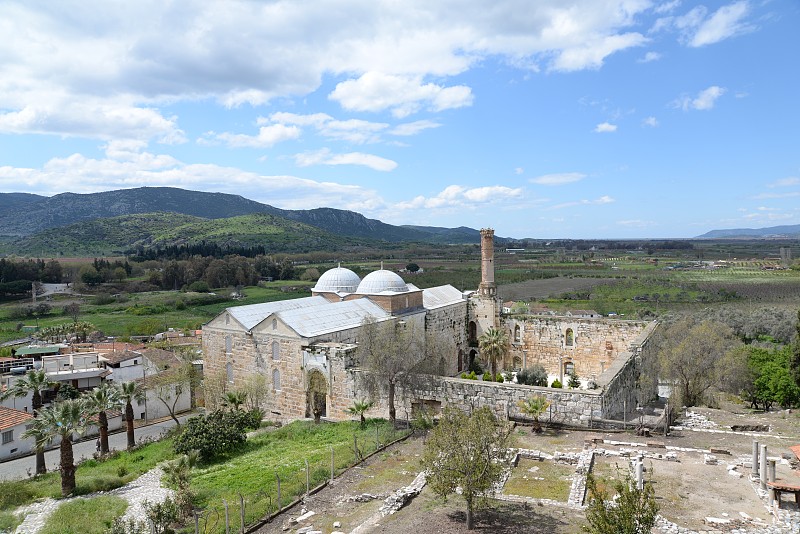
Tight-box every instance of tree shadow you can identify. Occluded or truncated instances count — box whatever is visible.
[446,501,571,533]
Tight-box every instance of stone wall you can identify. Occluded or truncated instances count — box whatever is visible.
[505,317,649,381]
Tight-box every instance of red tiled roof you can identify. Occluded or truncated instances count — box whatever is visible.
[0,406,33,430]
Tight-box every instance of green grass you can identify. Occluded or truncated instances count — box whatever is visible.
[38,495,128,534]
[0,510,22,532]
[0,438,175,511]
[191,419,410,532]
[502,458,573,501]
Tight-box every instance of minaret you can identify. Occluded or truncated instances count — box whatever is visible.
[478,228,496,297]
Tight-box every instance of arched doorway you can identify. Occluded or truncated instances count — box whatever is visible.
[457,349,463,371]
[468,349,478,372]
[305,369,328,420]
[468,321,477,346]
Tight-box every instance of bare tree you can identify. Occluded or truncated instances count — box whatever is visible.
[357,317,424,423]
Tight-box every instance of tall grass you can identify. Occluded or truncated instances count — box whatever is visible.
[38,495,128,534]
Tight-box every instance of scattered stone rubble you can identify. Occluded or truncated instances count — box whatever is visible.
[379,471,427,516]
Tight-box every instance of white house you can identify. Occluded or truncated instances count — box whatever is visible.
[0,406,34,460]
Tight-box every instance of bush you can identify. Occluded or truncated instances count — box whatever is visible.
[517,365,548,386]
[482,371,493,381]
[495,373,504,383]
[568,372,581,389]
[94,293,115,305]
[550,379,563,389]
[460,371,478,380]
[187,281,209,293]
[468,358,483,374]
[173,410,250,460]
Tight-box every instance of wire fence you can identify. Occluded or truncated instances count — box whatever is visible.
[189,422,412,534]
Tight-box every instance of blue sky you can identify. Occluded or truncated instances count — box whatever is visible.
[0,1,798,239]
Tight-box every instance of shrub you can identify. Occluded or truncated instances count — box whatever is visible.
[495,373,504,383]
[94,293,115,305]
[187,281,209,293]
[468,358,483,374]
[482,371,493,381]
[550,379,563,389]
[173,410,249,460]
[568,372,581,389]
[517,365,548,387]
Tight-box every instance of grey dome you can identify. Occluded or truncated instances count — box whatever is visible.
[312,267,361,293]
[356,269,408,294]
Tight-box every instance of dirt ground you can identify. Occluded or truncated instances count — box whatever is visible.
[254,405,800,534]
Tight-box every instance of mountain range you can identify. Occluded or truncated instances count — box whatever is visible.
[696,225,800,239]
[0,187,486,255]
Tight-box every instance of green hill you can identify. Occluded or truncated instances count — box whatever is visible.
[12,212,369,256]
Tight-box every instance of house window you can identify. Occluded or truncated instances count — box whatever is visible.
[2,430,13,445]
[273,369,281,391]
[226,362,234,383]
[272,341,280,360]
[564,361,575,377]
[225,335,233,354]
[565,328,574,347]
[133,359,138,365]
[514,325,521,343]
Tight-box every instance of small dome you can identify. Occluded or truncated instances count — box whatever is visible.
[312,267,361,293]
[356,269,408,294]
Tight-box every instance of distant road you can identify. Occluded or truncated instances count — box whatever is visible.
[0,414,193,480]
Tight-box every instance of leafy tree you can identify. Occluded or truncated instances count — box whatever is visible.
[584,471,658,534]
[173,410,249,460]
[24,399,88,496]
[150,364,192,427]
[346,399,374,428]
[422,406,514,530]
[517,395,550,433]
[85,382,121,455]
[405,263,420,273]
[478,327,509,381]
[357,317,424,423]
[1,370,56,474]
[791,310,800,386]
[516,365,548,386]
[568,371,581,389]
[656,318,740,407]
[117,381,146,450]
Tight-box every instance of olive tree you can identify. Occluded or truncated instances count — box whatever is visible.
[422,406,514,530]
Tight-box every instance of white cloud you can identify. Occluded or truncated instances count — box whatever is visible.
[594,122,618,133]
[293,148,397,171]
[639,51,662,62]
[550,33,648,72]
[389,120,442,136]
[551,195,615,209]
[215,124,301,148]
[690,1,752,47]
[642,116,659,127]
[514,167,524,175]
[0,150,385,211]
[617,219,654,227]
[753,191,800,200]
[768,177,800,188]
[654,1,681,15]
[674,86,726,111]
[329,72,473,117]
[530,172,587,185]
[263,112,389,144]
[395,184,523,210]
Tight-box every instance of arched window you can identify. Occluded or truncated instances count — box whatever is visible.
[514,325,521,343]
[565,328,574,347]
[564,361,575,377]
[457,350,463,371]
[272,369,281,391]
[468,322,477,345]
[226,362,234,383]
[225,314,230,325]
[272,318,277,330]
[272,341,280,360]
[225,335,232,354]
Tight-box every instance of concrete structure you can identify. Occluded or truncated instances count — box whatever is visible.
[202,227,658,426]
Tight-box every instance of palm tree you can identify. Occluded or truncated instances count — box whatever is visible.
[478,327,509,381]
[28,399,88,496]
[222,390,247,411]
[1,369,56,474]
[85,382,121,455]
[346,399,374,428]
[117,381,145,450]
[20,417,52,477]
[518,395,550,433]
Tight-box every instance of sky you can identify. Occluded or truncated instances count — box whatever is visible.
[0,1,798,240]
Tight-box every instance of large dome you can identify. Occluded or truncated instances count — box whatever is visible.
[356,269,408,294]
[312,266,361,294]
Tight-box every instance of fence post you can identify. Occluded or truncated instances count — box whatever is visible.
[194,510,200,534]
[305,459,310,495]
[276,471,281,512]
[354,434,359,460]
[223,499,229,534]
[239,493,244,534]
[376,423,380,450]
[623,399,627,431]
[330,447,335,484]
[664,402,669,437]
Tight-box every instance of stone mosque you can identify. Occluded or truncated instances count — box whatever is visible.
[202,229,655,424]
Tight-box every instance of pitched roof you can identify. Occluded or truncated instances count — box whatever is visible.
[101,351,141,365]
[422,285,465,310]
[278,298,390,338]
[140,348,183,370]
[0,406,33,430]
[227,296,327,330]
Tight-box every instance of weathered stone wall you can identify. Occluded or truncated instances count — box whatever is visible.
[424,301,469,375]
[505,317,649,381]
